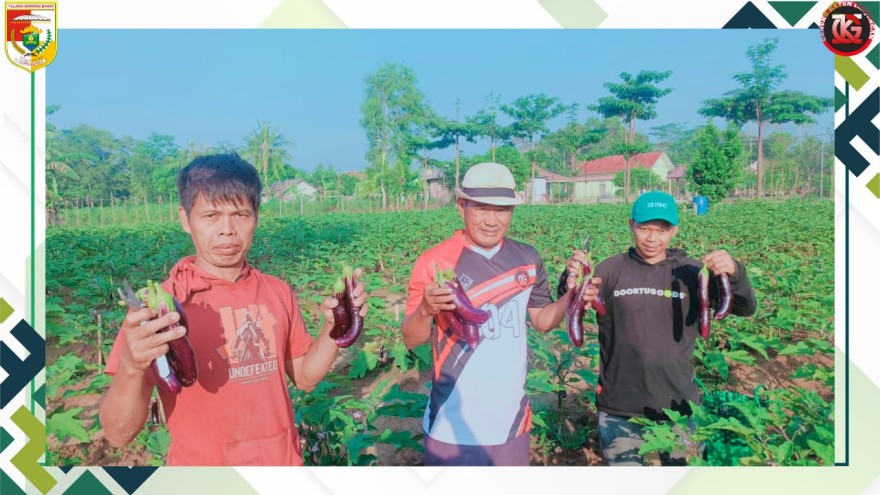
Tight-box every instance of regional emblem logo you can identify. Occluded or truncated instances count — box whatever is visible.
[820,1,876,56]
[5,2,57,73]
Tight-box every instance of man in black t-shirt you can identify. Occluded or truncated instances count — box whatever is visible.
[561,191,757,465]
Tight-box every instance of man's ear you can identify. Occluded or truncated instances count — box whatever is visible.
[455,198,467,218]
[178,206,191,234]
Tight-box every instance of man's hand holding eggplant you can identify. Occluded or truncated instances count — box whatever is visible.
[565,249,604,313]
[118,307,186,375]
[322,265,368,348]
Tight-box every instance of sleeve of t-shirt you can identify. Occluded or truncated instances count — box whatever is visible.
[285,287,315,361]
[527,253,554,309]
[404,253,435,317]
[104,327,125,375]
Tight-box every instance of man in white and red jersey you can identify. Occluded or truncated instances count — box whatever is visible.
[401,162,590,466]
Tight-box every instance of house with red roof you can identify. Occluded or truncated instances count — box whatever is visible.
[574,151,675,199]
[532,151,677,201]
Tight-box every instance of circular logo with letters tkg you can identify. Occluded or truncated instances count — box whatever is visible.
[820,1,875,56]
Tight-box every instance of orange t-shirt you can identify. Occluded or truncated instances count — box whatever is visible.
[105,256,315,465]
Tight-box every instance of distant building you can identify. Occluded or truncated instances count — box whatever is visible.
[530,151,676,201]
[266,179,319,202]
[530,166,572,203]
[667,165,688,198]
[574,151,675,199]
[424,167,452,200]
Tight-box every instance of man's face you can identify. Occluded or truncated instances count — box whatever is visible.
[630,219,678,264]
[456,199,514,248]
[179,193,257,280]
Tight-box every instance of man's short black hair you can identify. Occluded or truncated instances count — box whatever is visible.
[177,154,262,215]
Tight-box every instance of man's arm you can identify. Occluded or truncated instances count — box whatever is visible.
[100,308,183,448]
[527,293,571,333]
[529,251,600,333]
[726,260,757,317]
[401,284,455,348]
[285,269,368,392]
[284,326,340,393]
[702,250,757,317]
[101,367,154,448]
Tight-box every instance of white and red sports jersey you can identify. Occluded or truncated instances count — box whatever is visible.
[405,230,553,446]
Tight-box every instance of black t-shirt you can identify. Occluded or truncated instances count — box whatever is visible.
[561,248,757,420]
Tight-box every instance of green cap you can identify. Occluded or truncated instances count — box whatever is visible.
[631,191,679,226]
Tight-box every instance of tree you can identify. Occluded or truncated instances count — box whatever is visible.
[650,122,698,165]
[501,94,568,203]
[338,173,357,197]
[589,70,673,202]
[613,167,664,197]
[539,106,607,176]
[310,164,340,198]
[698,38,832,198]
[52,124,126,202]
[407,110,451,207]
[243,121,292,188]
[126,133,179,200]
[433,100,478,189]
[792,133,832,197]
[461,145,531,191]
[687,122,742,203]
[46,106,83,223]
[468,92,513,163]
[360,62,430,209]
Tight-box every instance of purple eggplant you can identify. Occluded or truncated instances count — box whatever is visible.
[439,310,465,341]
[566,288,586,348]
[434,267,489,325]
[565,248,605,347]
[578,245,605,317]
[433,266,483,348]
[334,265,365,348]
[698,264,711,339]
[460,321,481,348]
[439,310,463,337]
[329,278,350,339]
[714,273,732,320]
[136,281,198,391]
[152,356,182,394]
[439,308,479,348]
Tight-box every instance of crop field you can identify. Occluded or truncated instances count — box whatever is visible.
[45,198,834,466]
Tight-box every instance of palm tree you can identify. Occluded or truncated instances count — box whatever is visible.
[243,121,292,187]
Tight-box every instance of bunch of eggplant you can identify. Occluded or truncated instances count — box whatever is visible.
[118,280,198,394]
[329,264,365,348]
[434,266,489,348]
[565,248,607,348]
[697,263,732,339]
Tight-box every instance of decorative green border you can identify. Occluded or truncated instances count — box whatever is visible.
[2,1,878,494]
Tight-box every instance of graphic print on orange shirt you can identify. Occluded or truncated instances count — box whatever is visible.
[216,304,279,383]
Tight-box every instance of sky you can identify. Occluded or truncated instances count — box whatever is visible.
[47,29,834,172]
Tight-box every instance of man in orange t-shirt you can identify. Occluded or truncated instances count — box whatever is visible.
[100,154,368,465]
